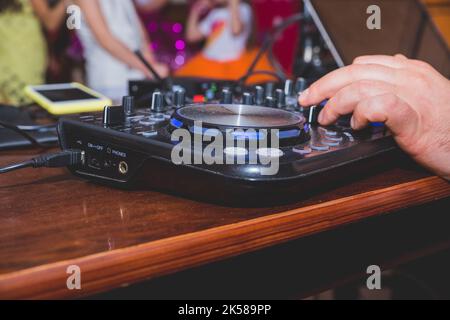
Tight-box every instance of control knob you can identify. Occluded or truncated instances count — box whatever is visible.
[242,92,254,105]
[103,105,124,126]
[284,80,294,97]
[122,96,135,116]
[173,90,185,109]
[265,96,277,108]
[295,77,308,94]
[275,89,285,108]
[151,91,165,113]
[265,82,275,98]
[255,86,264,106]
[220,88,233,104]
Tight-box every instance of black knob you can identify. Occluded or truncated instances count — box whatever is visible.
[220,88,233,104]
[275,89,285,108]
[122,96,135,116]
[242,92,254,105]
[307,105,324,124]
[284,80,294,97]
[265,96,277,108]
[151,91,165,113]
[174,90,185,109]
[103,105,125,126]
[265,82,275,97]
[255,86,264,105]
[295,77,308,94]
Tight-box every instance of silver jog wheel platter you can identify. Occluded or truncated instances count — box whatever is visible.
[169,104,311,147]
[174,104,305,129]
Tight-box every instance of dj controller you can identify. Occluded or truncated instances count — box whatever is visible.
[58,79,400,205]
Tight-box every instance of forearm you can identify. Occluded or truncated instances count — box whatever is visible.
[186,11,203,43]
[75,0,149,76]
[135,0,168,12]
[31,0,67,32]
[99,35,148,73]
[46,2,67,32]
[229,0,243,36]
[138,20,155,62]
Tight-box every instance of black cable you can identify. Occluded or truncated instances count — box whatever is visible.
[238,13,305,86]
[0,149,85,174]
[240,70,285,82]
[0,160,34,174]
[17,124,56,132]
[268,40,290,81]
[0,120,51,149]
[135,50,176,93]
[135,50,164,83]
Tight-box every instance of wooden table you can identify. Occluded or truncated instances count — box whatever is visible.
[0,148,449,299]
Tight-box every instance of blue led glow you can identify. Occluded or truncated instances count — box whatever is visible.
[277,129,301,139]
[170,118,183,128]
[304,124,311,132]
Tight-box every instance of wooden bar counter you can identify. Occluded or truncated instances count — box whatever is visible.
[0,147,449,299]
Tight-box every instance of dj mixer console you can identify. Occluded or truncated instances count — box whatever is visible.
[58,79,399,205]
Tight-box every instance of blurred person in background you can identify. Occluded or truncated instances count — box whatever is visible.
[0,0,67,105]
[74,0,169,102]
[177,0,276,84]
[186,0,252,62]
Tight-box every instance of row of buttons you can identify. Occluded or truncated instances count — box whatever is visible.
[132,128,355,157]
[128,112,172,138]
[292,127,355,155]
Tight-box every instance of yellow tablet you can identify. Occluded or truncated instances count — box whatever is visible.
[25,83,112,115]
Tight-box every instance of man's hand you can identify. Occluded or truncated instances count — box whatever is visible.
[140,47,170,79]
[152,61,170,79]
[299,54,450,180]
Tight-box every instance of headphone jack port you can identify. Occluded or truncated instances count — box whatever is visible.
[118,161,129,175]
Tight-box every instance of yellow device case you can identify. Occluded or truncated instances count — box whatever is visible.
[25,83,112,115]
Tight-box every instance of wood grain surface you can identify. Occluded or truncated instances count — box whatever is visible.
[0,149,449,299]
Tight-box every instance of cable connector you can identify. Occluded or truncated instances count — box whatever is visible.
[32,149,85,168]
[0,149,85,174]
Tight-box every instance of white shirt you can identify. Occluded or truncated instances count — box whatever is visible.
[199,3,252,62]
[77,0,145,101]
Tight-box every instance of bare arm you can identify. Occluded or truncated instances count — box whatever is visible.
[138,18,156,62]
[137,18,170,78]
[229,0,244,36]
[74,0,153,78]
[186,0,210,43]
[30,0,67,32]
[134,0,168,13]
